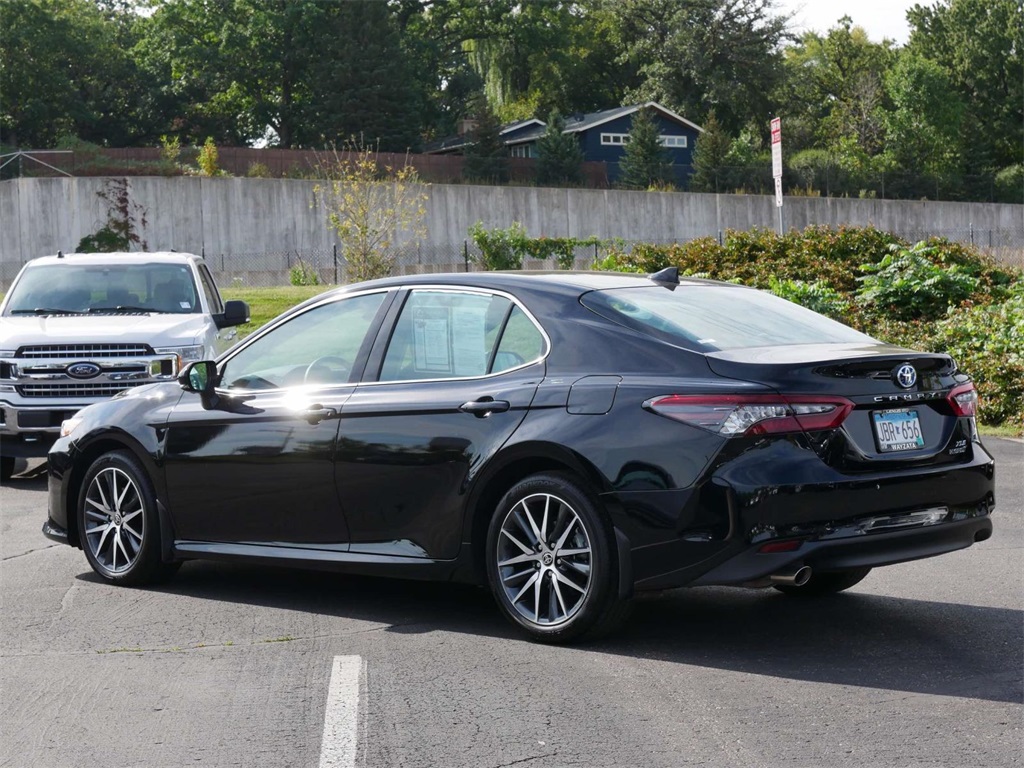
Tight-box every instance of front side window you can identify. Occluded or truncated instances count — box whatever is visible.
[219,293,385,390]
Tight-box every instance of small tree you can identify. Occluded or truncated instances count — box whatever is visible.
[313,143,428,282]
[690,110,732,192]
[536,110,583,186]
[619,107,675,189]
[463,97,509,183]
[197,137,221,176]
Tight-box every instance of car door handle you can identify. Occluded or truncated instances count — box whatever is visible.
[459,398,511,417]
[303,405,338,425]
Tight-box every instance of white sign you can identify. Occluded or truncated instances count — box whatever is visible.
[770,117,782,180]
[775,177,783,208]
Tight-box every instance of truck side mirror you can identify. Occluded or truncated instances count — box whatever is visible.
[215,300,250,329]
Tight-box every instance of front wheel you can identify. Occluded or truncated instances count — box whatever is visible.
[486,472,628,643]
[772,567,872,597]
[78,450,179,585]
[1,456,15,482]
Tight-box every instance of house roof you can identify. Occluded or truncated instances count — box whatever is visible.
[422,102,703,154]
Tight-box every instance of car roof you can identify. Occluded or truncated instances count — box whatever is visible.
[335,270,729,294]
[26,251,202,267]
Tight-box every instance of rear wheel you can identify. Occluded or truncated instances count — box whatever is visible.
[486,472,628,643]
[772,567,872,597]
[1,457,15,481]
[78,450,179,585]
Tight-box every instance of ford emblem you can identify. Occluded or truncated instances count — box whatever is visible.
[894,364,917,389]
[67,362,102,380]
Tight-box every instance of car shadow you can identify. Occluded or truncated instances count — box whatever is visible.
[76,560,1022,705]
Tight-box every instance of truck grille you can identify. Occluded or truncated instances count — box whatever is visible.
[16,344,153,359]
[19,382,146,398]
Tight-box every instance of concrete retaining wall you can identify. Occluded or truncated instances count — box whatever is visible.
[2,177,1021,286]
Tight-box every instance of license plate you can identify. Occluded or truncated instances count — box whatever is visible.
[872,409,925,452]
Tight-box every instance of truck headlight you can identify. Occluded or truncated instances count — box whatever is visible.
[155,345,205,368]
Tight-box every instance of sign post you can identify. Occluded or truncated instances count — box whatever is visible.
[771,117,783,235]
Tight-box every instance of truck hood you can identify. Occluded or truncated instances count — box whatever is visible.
[0,314,208,349]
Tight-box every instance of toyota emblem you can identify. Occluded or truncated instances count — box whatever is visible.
[66,362,102,380]
[894,364,917,389]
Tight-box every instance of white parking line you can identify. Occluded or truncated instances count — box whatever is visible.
[319,655,364,768]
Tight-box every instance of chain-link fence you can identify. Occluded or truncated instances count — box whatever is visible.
[204,228,1024,288]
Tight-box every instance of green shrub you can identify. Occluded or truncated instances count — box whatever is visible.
[769,276,850,321]
[246,161,272,178]
[468,221,528,270]
[925,283,1024,426]
[198,137,221,177]
[857,241,981,320]
[289,260,320,286]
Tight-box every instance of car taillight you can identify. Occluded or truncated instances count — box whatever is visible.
[643,394,853,437]
[948,383,978,417]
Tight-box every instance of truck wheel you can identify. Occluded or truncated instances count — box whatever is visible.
[78,450,179,585]
[1,457,14,481]
[486,472,629,644]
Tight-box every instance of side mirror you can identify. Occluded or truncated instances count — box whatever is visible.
[179,360,218,394]
[215,300,250,329]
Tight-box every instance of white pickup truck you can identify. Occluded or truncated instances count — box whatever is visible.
[0,252,248,479]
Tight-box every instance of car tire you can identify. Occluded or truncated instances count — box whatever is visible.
[772,567,872,597]
[486,472,628,644]
[1,456,14,482]
[78,450,179,586]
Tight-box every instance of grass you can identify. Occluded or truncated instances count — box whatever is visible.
[221,284,336,338]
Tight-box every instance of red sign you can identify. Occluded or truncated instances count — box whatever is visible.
[771,117,782,145]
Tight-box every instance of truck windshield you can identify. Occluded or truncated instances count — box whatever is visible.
[3,263,200,316]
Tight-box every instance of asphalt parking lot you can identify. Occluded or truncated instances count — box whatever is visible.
[1,438,1021,768]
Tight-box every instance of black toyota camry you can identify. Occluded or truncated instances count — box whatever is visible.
[44,270,995,642]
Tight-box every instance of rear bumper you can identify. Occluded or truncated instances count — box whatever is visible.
[690,511,992,586]
[608,437,996,590]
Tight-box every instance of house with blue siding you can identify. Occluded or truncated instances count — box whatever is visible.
[424,102,704,185]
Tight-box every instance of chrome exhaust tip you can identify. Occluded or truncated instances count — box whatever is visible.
[769,564,812,587]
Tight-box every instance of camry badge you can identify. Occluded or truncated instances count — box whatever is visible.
[66,362,102,380]
[894,364,917,389]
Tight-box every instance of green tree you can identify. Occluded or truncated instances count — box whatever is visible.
[463,97,509,183]
[883,54,965,188]
[536,110,584,186]
[907,0,1023,171]
[689,110,732,192]
[613,0,790,135]
[619,107,674,189]
[1,0,163,147]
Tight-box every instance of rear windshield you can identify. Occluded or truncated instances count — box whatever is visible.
[3,262,200,315]
[581,285,874,352]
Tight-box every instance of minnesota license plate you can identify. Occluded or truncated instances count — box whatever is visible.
[872,409,925,452]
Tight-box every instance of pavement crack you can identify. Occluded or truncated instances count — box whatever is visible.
[488,753,558,768]
[2,544,60,561]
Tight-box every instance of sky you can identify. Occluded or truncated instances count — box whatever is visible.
[774,0,922,45]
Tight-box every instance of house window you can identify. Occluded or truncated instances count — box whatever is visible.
[602,133,687,148]
[659,135,688,148]
[510,144,531,158]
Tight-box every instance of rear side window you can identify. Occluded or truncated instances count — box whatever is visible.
[581,285,873,351]
[378,290,546,381]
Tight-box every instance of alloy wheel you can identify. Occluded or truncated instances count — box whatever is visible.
[83,466,146,574]
[495,492,593,627]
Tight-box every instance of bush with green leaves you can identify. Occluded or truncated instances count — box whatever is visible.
[856,242,981,320]
[289,260,320,286]
[769,277,850,321]
[925,283,1024,427]
[468,222,528,270]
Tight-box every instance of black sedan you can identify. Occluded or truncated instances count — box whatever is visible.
[44,270,995,642]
